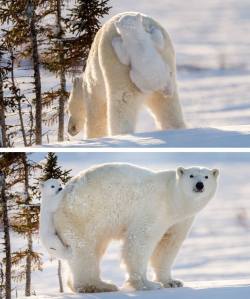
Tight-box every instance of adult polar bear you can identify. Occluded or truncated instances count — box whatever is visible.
[53,164,219,293]
[67,12,186,138]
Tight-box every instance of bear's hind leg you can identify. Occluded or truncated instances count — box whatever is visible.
[147,91,186,130]
[108,90,145,136]
[68,239,118,293]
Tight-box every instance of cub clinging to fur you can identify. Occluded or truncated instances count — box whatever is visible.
[54,163,219,293]
[39,179,72,260]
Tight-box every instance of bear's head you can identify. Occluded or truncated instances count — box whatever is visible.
[177,166,219,202]
[40,178,63,197]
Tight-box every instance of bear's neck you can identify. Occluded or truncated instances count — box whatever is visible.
[170,184,212,223]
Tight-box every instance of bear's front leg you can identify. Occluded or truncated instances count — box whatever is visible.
[122,229,163,291]
[151,217,194,288]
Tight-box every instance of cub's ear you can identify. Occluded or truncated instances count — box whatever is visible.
[177,167,185,176]
[212,169,219,178]
[115,20,122,32]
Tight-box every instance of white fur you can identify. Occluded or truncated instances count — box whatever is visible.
[54,164,219,293]
[67,12,186,139]
[39,179,72,260]
[113,13,171,93]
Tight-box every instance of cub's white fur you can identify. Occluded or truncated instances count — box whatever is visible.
[112,13,172,93]
[67,12,186,139]
[39,179,72,260]
[54,164,219,293]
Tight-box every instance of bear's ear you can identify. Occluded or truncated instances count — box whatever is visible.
[177,167,185,176]
[212,169,219,178]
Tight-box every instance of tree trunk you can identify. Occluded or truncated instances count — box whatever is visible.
[25,233,32,296]
[10,52,27,147]
[56,0,66,142]
[0,173,11,299]
[21,154,32,296]
[29,9,42,145]
[58,260,64,293]
[0,73,7,147]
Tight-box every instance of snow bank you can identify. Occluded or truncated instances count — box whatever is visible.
[43,125,250,148]
[19,280,250,299]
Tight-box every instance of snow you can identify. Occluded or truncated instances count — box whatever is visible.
[8,153,250,298]
[19,282,250,299]
[43,126,250,147]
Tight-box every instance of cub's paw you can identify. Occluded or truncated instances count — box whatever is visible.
[162,279,183,288]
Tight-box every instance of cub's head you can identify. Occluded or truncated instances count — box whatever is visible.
[115,13,143,35]
[40,179,63,197]
[177,166,219,200]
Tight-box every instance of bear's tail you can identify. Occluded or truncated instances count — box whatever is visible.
[67,76,86,136]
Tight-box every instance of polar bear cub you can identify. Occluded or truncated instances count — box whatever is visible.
[112,13,172,93]
[39,179,72,259]
[53,164,219,293]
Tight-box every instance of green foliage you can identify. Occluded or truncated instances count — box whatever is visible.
[66,0,112,69]
[40,152,72,184]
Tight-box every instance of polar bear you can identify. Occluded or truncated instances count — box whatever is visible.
[39,179,72,259]
[53,163,219,293]
[67,12,186,139]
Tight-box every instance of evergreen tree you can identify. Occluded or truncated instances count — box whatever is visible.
[0,0,53,146]
[67,0,111,69]
[0,45,12,148]
[0,153,42,297]
[10,153,42,296]
[40,152,72,183]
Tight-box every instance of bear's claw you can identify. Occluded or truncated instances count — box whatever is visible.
[75,281,118,293]
[162,279,183,288]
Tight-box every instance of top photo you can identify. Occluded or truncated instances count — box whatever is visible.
[0,0,250,148]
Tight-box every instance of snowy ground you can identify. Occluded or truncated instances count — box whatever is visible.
[46,126,250,148]
[42,0,250,148]
[8,153,250,297]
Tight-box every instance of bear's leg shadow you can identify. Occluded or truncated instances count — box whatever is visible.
[68,238,118,293]
[151,217,194,288]
[85,89,108,139]
[147,91,186,130]
[122,227,163,291]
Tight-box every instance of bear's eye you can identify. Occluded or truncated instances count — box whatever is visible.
[190,175,194,178]
[51,185,55,188]
[205,176,208,179]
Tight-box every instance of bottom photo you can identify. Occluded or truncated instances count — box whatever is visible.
[0,152,250,298]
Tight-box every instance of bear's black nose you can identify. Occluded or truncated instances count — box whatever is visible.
[196,182,204,191]
[58,187,62,192]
